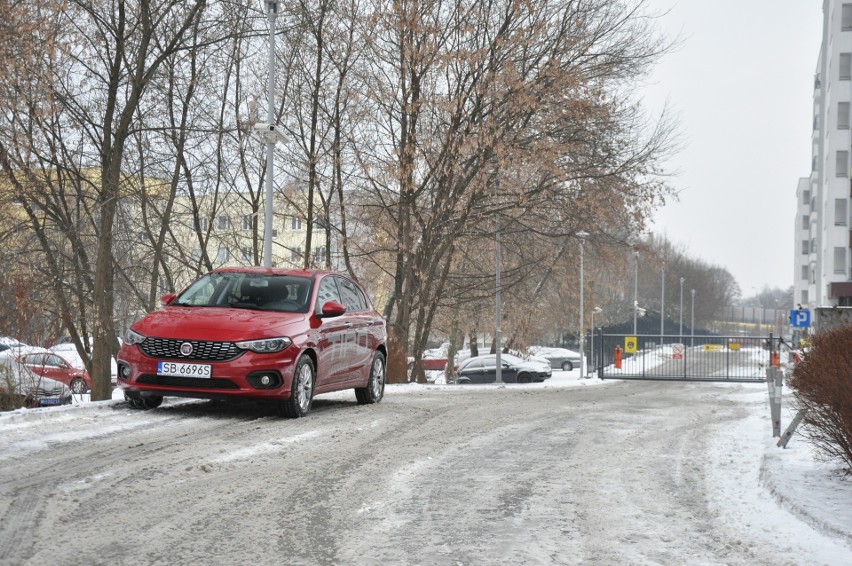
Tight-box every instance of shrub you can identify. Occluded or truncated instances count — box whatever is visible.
[788,328,852,475]
[0,364,25,411]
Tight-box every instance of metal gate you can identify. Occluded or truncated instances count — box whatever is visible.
[593,333,780,383]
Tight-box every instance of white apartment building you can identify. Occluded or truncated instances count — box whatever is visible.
[796,1,852,308]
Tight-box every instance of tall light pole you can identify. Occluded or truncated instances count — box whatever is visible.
[633,249,639,335]
[261,1,279,268]
[590,307,602,378]
[690,288,696,347]
[495,217,502,384]
[679,277,685,338]
[577,231,589,377]
[660,262,665,346]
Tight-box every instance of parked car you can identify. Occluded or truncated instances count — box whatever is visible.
[0,337,24,352]
[117,267,387,417]
[18,352,91,394]
[456,353,552,384]
[528,346,582,371]
[49,341,118,386]
[0,356,72,408]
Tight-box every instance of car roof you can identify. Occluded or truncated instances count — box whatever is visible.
[212,266,338,278]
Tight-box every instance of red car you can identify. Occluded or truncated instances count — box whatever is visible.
[18,352,91,394]
[117,268,387,417]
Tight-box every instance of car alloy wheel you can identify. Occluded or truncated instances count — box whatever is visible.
[70,378,87,394]
[295,361,313,412]
[280,355,315,418]
[561,361,573,371]
[356,351,385,405]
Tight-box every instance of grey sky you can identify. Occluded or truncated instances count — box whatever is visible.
[640,0,822,297]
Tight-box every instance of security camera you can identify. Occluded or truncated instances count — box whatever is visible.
[252,122,286,144]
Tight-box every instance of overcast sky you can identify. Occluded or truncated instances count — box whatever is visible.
[640,0,822,298]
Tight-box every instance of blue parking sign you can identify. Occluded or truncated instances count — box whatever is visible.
[789,309,811,328]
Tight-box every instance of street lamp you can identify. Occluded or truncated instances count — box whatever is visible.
[259,1,280,268]
[577,231,589,377]
[495,214,502,384]
[690,288,696,347]
[660,261,665,346]
[590,307,602,378]
[633,249,639,335]
[679,277,685,338]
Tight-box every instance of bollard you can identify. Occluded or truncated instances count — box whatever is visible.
[614,345,622,369]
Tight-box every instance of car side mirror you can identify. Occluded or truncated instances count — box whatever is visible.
[318,300,346,318]
[159,292,176,306]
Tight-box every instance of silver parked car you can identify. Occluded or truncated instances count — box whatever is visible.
[528,346,582,371]
[0,355,73,408]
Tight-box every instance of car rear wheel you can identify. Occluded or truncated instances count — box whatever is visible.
[279,355,314,418]
[561,361,573,371]
[70,378,88,394]
[356,351,385,405]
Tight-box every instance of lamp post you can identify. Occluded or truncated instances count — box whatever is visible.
[690,288,695,347]
[262,1,279,268]
[590,307,602,378]
[679,277,685,338]
[577,231,589,377]
[633,249,639,335]
[660,262,665,346]
[495,216,502,384]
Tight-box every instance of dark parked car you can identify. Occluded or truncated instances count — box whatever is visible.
[0,356,73,408]
[18,352,91,394]
[456,353,552,384]
[117,268,387,418]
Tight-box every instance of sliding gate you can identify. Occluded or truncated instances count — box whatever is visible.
[593,333,779,383]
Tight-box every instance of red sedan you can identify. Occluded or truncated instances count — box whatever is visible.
[117,268,387,418]
[18,352,91,394]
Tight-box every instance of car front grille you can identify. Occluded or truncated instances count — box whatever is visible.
[139,338,242,362]
[136,374,240,390]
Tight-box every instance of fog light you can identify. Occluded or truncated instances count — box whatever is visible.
[260,375,271,386]
[119,364,132,380]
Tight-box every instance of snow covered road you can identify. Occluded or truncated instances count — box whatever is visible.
[0,379,850,565]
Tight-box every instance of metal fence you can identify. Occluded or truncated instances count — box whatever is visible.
[593,333,779,383]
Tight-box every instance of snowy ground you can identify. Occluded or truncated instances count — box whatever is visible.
[0,369,850,565]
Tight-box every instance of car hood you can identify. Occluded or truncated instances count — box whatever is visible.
[131,307,309,342]
[513,360,551,372]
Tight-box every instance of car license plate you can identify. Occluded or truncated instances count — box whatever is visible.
[157,361,212,378]
[39,397,62,406]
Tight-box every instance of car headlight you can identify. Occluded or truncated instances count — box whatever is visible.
[235,337,292,353]
[125,329,146,345]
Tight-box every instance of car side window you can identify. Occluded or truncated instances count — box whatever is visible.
[315,276,342,312]
[336,276,366,312]
[464,358,482,370]
[45,355,62,367]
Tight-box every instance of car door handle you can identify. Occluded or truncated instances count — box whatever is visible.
[344,322,353,328]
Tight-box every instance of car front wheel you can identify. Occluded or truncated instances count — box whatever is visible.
[561,361,573,371]
[356,351,385,405]
[279,355,315,418]
[70,378,88,394]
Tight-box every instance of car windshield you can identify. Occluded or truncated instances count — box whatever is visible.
[173,273,313,314]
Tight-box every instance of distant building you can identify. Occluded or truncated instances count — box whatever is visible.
[797,1,852,308]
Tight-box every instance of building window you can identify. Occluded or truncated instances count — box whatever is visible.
[291,217,302,230]
[199,218,208,232]
[840,102,851,129]
[217,215,230,231]
[217,245,229,263]
[314,246,326,265]
[841,53,852,80]
[813,155,818,172]
[838,150,849,177]
[843,4,852,31]
[814,114,819,130]
[836,198,848,226]
[801,290,809,304]
[802,189,811,205]
[812,238,817,253]
[801,265,809,280]
[242,215,252,231]
[290,246,302,262]
[241,247,252,263]
[191,248,201,261]
[272,228,278,238]
[802,214,810,229]
[802,240,809,255]
[834,247,847,274]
